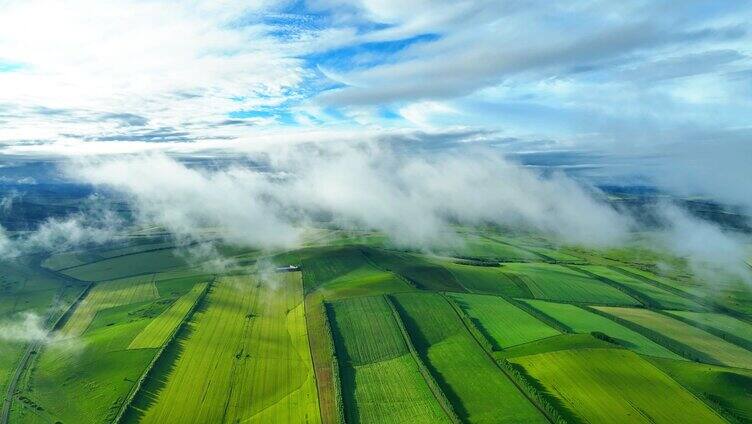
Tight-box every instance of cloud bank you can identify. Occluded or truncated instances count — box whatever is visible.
[66,143,630,250]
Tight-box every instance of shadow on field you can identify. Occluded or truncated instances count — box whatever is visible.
[450,297,502,351]
[389,300,471,421]
[324,303,362,424]
[120,289,212,423]
[505,361,583,423]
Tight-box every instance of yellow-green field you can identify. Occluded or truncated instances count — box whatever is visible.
[126,272,321,423]
[59,276,158,338]
[510,348,725,423]
[128,282,208,349]
[595,306,752,369]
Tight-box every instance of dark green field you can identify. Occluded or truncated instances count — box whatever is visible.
[1,227,751,424]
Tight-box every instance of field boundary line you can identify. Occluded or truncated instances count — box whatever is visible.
[506,298,573,333]
[582,306,722,366]
[655,310,752,352]
[564,265,651,308]
[322,303,347,424]
[644,356,747,424]
[608,266,752,323]
[384,295,461,424]
[358,247,419,290]
[304,293,342,424]
[113,278,213,424]
[1,276,91,424]
[439,293,564,424]
[478,235,556,263]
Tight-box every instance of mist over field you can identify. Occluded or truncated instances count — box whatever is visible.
[2,3,752,424]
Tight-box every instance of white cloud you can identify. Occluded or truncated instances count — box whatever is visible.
[0,0,304,144]
[65,143,632,250]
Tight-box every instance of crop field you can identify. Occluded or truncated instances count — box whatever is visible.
[302,246,412,298]
[392,292,547,423]
[128,282,208,349]
[577,265,705,310]
[60,248,187,282]
[364,249,466,292]
[4,226,752,423]
[595,306,752,369]
[451,235,539,261]
[329,296,450,424]
[648,357,752,422]
[447,293,559,349]
[58,276,159,338]
[441,262,533,297]
[501,263,640,305]
[510,348,725,423]
[612,266,707,297]
[665,310,752,347]
[523,299,681,359]
[126,272,321,424]
[8,275,176,423]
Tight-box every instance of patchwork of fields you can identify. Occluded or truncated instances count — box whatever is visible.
[329,296,451,424]
[3,228,751,424]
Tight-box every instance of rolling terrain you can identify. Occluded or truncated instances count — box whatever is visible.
[0,227,750,424]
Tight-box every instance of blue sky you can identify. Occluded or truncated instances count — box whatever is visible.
[0,1,750,205]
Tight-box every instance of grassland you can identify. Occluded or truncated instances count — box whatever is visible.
[329,296,451,424]
[447,293,559,349]
[501,263,640,305]
[126,272,321,424]
[523,299,681,359]
[392,292,546,424]
[511,348,725,423]
[576,265,704,310]
[596,306,752,369]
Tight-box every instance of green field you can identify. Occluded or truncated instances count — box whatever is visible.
[128,282,208,349]
[447,293,559,349]
[59,276,159,338]
[511,348,725,423]
[665,310,752,347]
[392,292,546,424]
[440,262,533,297]
[501,263,640,305]
[648,357,752,422]
[125,272,320,423]
[0,258,86,412]
[451,235,539,261]
[302,246,413,298]
[577,265,705,310]
[364,249,466,292]
[523,299,681,359]
[329,296,450,424]
[596,306,752,369]
[4,225,752,423]
[60,249,187,281]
